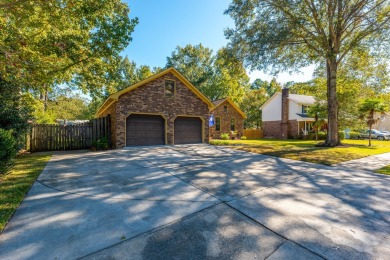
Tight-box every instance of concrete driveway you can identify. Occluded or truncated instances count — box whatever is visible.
[1,145,389,259]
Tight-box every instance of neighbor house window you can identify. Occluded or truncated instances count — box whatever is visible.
[165,79,175,97]
[231,118,236,131]
[224,105,228,112]
[215,117,221,131]
[302,105,309,114]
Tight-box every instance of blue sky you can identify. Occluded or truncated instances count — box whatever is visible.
[123,0,314,83]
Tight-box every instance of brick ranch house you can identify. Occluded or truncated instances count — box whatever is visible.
[260,88,316,139]
[95,67,245,148]
[209,98,247,139]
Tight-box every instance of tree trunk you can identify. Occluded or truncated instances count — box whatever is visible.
[368,124,372,147]
[315,114,318,141]
[40,84,48,112]
[324,58,340,146]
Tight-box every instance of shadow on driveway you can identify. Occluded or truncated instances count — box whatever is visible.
[0,144,389,259]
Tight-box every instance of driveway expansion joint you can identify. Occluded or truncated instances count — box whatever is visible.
[139,156,222,202]
[78,202,224,260]
[264,240,287,260]
[223,203,326,260]
[35,179,215,203]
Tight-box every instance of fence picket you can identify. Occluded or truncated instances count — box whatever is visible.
[28,116,111,152]
[243,129,264,139]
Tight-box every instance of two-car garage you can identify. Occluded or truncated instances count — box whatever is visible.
[126,114,202,146]
[95,68,212,148]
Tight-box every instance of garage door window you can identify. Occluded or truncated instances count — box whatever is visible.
[165,79,175,97]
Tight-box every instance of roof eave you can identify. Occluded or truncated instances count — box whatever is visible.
[212,98,247,119]
[95,67,215,117]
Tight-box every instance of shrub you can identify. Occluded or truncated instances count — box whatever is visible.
[307,133,316,140]
[241,136,247,140]
[220,133,229,140]
[338,131,345,140]
[210,140,230,146]
[307,131,326,140]
[0,129,17,174]
[348,131,360,139]
[0,79,33,150]
[318,131,327,140]
[93,137,109,150]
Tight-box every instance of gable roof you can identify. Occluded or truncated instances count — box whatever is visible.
[95,67,215,117]
[259,92,281,110]
[259,92,316,111]
[211,97,247,119]
[288,94,316,105]
[212,99,225,107]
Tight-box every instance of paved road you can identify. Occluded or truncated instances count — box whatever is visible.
[1,145,389,259]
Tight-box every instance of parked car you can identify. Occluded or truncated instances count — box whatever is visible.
[359,129,390,140]
[381,130,390,135]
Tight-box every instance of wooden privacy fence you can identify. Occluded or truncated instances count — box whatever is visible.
[29,116,111,152]
[243,129,263,139]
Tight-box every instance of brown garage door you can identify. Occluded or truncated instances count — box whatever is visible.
[126,114,165,146]
[174,117,202,144]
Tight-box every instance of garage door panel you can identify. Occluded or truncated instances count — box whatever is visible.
[126,115,165,146]
[174,117,202,144]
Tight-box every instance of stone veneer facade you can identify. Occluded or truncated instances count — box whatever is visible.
[209,100,245,139]
[101,72,210,148]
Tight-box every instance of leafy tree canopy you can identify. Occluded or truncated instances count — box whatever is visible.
[106,57,162,95]
[290,48,390,130]
[166,44,215,94]
[0,0,138,96]
[251,78,282,97]
[225,0,390,146]
[358,99,388,146]
[165,44,250,103]
[241,88,268,128]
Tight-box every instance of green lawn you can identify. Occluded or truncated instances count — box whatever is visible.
[0,153,51,232]
[375,165,390,175]
[210,139,390,166]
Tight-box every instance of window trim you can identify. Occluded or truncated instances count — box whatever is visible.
[215,117,221,131]
[230,118,236,131]
[164,79,175,98]
[302,105,309,114]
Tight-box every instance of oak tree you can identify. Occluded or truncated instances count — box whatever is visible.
[0,0,138,95]
[225,0,390,146]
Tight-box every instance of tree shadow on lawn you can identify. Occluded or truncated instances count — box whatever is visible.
[229,142,383,165]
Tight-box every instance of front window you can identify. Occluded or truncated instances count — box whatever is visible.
[302,105,309,114]
[215,117,221,131]
[231,118,236,131]
[224,105,228,112]
[165,79,175,97]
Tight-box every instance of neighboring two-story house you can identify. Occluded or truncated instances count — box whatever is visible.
[260,88,316,139]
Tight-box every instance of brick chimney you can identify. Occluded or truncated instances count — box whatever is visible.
[281,88,289,139]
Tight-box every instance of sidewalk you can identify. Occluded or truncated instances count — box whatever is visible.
[334,152,390,171]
